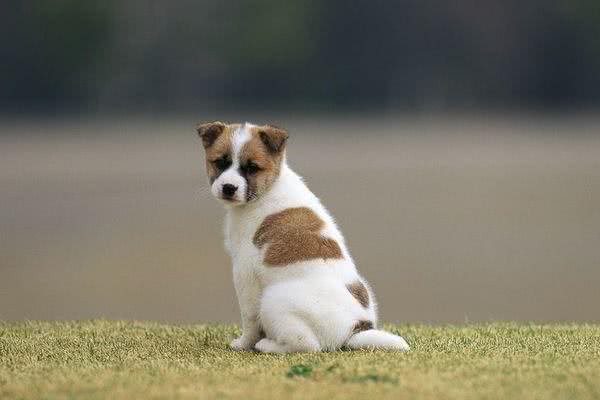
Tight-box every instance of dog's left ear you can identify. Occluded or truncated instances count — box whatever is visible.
[259,125,288,154]
[197,121,226,148]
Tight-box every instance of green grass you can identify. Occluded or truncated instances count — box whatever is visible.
[1,321,599,399]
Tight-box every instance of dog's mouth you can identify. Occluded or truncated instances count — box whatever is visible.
[220,195,242,204]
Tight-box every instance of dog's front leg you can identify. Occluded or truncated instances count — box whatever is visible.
[230,266,262,351]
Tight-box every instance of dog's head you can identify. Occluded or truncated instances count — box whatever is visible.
[197,121,288,206]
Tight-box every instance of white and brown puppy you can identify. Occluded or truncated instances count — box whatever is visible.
[197,121,410,353]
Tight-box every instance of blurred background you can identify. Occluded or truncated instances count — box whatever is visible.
[1,0,599,323]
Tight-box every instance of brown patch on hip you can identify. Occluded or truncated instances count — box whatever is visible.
[352,320,374,334]
[347,281,370,308]
[253,207,343,266]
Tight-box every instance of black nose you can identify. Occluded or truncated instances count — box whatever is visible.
[222,184,238,197]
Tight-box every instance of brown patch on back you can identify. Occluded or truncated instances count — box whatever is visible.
[347,281,370,308]
[253,207,343,266]
[352,320,374,334]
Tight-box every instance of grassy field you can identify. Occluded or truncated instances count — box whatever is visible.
[1,321,599,399]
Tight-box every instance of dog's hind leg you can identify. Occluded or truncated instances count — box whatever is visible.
[256,316,321,353]
[254,338,287,353]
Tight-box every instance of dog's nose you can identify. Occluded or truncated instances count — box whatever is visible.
[222,184,238,198]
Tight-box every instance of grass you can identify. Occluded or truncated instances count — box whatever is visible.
[1,321,599,399]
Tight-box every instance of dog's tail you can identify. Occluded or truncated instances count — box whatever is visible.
[346,324,410,351]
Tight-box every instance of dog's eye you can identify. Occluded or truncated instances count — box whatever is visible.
[241,162,260,175]
[214,156,231,170]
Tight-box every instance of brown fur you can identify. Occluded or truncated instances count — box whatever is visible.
[239,125,287,201]
[352,320,374,333]
[346,281,370,308]
[198,122,239,184]
[197,122,287,201]
[253,207,343,266]
[197,121,226,148]
[258,125,288,154]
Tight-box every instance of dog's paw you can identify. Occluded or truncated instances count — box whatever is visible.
[254,338,284,353]
[229,336,254,351]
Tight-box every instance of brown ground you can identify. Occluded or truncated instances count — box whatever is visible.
[1,115,599,323]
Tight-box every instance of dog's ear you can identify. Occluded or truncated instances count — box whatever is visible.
[197,121,226,148]
[258,125,288,154]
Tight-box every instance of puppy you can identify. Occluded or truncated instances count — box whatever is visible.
[197,121,409,353]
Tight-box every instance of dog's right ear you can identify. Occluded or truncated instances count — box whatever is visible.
[197,121,226,148]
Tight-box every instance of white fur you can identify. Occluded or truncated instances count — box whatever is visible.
[231,122,253,158]
[210,124,253,203]
[213,126,410,353]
